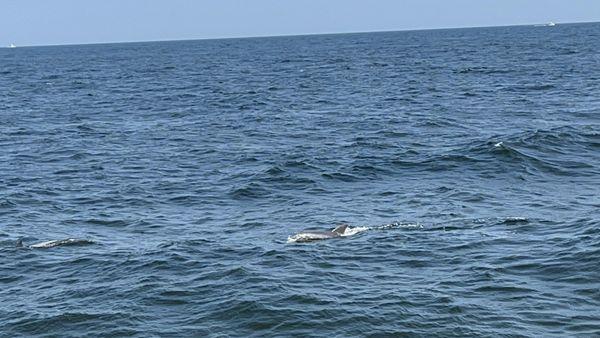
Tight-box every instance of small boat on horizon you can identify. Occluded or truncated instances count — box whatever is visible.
[8,43,16,48]
[534,22,557,28]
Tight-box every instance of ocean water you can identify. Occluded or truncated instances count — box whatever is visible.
[1,23,599,337]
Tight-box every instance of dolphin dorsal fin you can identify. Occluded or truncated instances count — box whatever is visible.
[332,224,348,235]
[16,239,23,248]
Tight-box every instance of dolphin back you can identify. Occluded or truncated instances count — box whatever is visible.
[287,224,350,243]
[29,238,95,249]
[287,231,339,243]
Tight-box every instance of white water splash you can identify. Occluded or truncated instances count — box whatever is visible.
[371,222,423,230]
[340,226,370,237]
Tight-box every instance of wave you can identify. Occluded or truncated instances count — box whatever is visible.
[229,183,270,199]
[438,125,600,176]
[320,125,597,177]
[321,172,361,182]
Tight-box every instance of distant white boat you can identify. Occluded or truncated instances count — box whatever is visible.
[8,43,16,48]
[534,22,557,28]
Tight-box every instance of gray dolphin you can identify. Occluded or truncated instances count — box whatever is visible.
[16,238,95,249]
[288,224,348,243]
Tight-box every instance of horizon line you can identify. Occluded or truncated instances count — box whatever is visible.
[4,20,597,48]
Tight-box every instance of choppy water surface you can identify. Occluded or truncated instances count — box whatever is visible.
[1,23,599,337]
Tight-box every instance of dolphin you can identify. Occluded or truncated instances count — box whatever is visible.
[16,238,95,249]
[287,224,348,243]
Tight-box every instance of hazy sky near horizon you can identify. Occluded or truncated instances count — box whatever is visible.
[1,0,599,46]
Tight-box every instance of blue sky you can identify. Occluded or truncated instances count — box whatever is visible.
[1,0,599,46]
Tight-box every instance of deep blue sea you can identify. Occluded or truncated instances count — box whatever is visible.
[1,23,599,337]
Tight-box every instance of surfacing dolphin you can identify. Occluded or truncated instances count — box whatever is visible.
[16,238,95,249]
[287,224,348,243]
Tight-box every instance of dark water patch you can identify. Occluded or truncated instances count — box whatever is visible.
[6,312,143,337]
[84,218,131,227]
[0,199,17,209]
[229,183,270,199]
[455,66,513,74]
[321,172,361,182]
[41,74,60,80]
[264,165,285,175]
[500,217,530,225]
[420,153,482,170]
[0,275,23,283]
[507,83,556,92]
[350,164,392,176]
[473,284,537,294]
